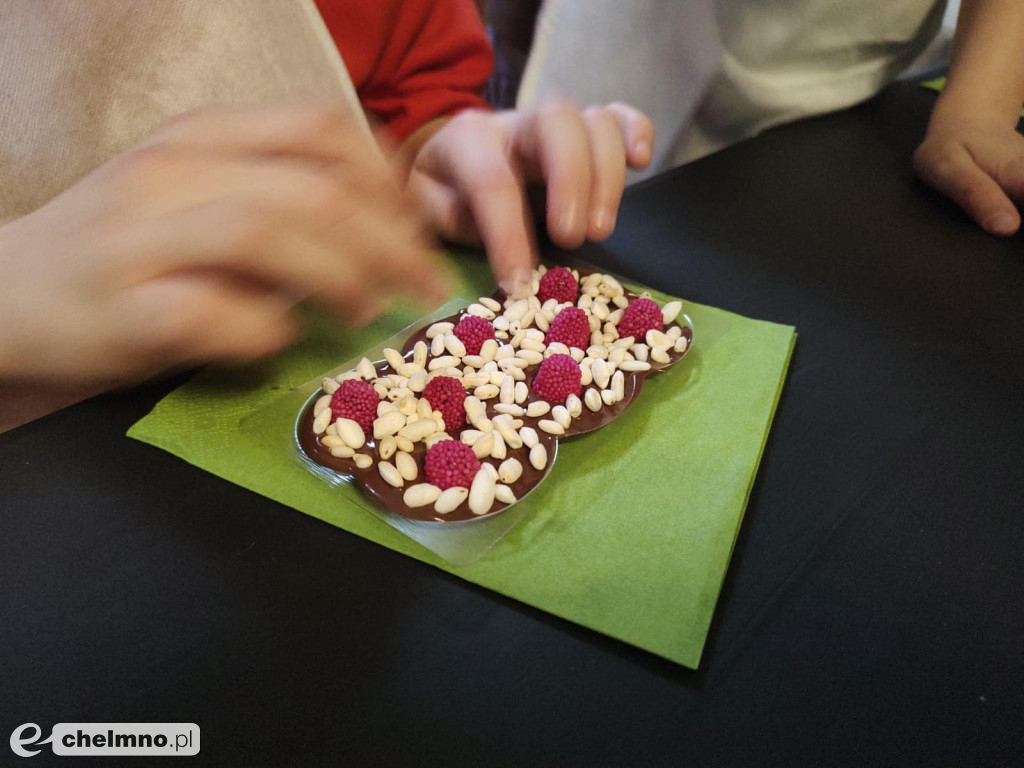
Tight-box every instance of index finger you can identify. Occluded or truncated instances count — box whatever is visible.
[513,102,593,250]
[420,115,537,295]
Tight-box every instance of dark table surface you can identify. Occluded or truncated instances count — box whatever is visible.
[3,81,1023,767]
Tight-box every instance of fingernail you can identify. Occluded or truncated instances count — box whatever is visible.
[632,139,651,165]
[499,269,532,299]
[592,208,615,237]
[557,202,579,239]
[987,211,1018,236]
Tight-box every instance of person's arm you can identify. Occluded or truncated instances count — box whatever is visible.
[914,0,1024,235]
[0,102,449,384]
[315,0,493,144]
[407,103,653,296]
[318,0,654,295]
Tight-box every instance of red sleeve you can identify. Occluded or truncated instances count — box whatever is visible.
[315,0,494,142]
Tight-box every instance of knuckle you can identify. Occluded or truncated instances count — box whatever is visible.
[610,101,653,133]
[581,105,612,125]
[607,101,644,126]
[153,293,219,357]
[448,109,496,140]
[291,102,351,139]
[217,202,267,252]
[469,158,516,197]
[636,113,655,135]
[355,165,401,203]
[923,152,959,185]
[934,158,961,183]
[537,100,580,127]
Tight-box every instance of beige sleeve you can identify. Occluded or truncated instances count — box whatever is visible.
[0,0,366,224]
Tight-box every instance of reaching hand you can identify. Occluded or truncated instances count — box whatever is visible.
[0,102,450,383]
[408,102,654,296]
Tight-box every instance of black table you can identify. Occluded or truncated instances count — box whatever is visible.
[3,81,1022,767]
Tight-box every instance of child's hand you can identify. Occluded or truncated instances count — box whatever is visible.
[407,102,654,296]
[913,0,1024,238]
[914,114,1024,236]
[0,102,449,383]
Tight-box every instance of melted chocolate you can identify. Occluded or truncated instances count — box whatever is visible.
[297,274,693,523]
[297,377,557,524]
[399,292,693,439]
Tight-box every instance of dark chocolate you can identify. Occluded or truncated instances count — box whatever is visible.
[296,365,557,524]
[297,273,693,523]
[400,294,693,439]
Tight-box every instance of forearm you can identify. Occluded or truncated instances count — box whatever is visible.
[935,0,1024,123]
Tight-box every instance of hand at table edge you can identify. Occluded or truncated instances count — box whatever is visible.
[913,0,1024,237]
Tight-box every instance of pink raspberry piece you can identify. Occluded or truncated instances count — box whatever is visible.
[544,306,591,350]
[329,379,379,435]
[453,314,496,356]
[537,266,579,305]
[531,353,582,405]
[422,375,467,433]
[617,297,664,341]
[424,439,481,490]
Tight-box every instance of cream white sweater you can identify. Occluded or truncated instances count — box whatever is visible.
[519,0,946,178]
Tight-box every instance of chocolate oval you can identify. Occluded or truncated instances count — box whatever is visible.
[297,269,692,522]
[296,355,558,524]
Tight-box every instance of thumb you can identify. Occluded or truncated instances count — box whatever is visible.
[914,141,1020,236]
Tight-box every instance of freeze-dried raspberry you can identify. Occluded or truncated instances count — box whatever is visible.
[453,314,495,356]
[617,298,664,341]
[544,306,590,350]
[422,376,467,432]
[424,440,481,490]
[329,379,379,435]
[531,353,582,405]
[537,266,579,305]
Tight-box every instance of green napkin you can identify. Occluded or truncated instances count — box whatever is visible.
[921,76,1024,119]
[128,257,795,668]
